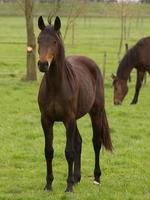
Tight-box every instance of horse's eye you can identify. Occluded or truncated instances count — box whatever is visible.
[53,40,57,44]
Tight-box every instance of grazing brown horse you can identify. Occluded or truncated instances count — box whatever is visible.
[112,36,150,105]
[37,16,112,192]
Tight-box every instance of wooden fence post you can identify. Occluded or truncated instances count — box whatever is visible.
[102,52,107,82]
[125,43,131,82]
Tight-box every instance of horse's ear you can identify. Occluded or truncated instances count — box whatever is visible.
[111,74,116,79]
[54,16,61,31]
[38,16,45,30]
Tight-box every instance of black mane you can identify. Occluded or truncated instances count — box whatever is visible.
[117,44,138,79]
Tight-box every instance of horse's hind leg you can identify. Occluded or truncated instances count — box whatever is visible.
[74,126,82,183]
[90,110,102,184]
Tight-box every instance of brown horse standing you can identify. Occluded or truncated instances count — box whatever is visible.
[112,37,150,105]
[37,16,112,192]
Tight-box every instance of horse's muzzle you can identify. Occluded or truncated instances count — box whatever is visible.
[38,61,49,72]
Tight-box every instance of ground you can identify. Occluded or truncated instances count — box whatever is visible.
[0,15,150,200]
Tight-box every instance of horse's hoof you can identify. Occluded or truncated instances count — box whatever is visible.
[130,101,137,105]
[65,186,73,193]
[44,185,52,192]
[74,176,81,184]
[93,180,100,185]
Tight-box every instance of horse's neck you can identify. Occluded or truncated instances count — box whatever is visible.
[45,59,76,94]
[117,56,134,80]
[64,60,76,91]
[45,60,65,91]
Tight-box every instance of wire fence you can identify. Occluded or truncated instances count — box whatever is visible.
[0,1,150,17]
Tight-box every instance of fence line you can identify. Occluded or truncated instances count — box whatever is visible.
[0,2,150,17]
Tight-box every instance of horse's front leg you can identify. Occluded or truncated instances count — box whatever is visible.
[131,70,145,104]
[74,126,82,184]
[41,116,54,191]
[64,119,76,192]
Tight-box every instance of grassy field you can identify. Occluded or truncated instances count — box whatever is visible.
[0,14,150,200]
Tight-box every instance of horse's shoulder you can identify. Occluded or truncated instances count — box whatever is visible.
[66,55,100,71]
[66,55,102,84]
[66,55,96,63]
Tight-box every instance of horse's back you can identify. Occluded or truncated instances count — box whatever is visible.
[66,55,104,117]
[136,37,150,72]
[66,55,103,83]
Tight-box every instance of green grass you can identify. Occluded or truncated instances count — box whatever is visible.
[0,14,150,200]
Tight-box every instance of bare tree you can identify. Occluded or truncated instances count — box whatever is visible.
[117,1,127,61]
[117,1,134,61]
[47,0,86,45]
[24,0,37,80]
[63,0,87,44]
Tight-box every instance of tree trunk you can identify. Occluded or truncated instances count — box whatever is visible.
[25,0,37,81]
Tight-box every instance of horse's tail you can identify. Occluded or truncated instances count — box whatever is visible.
[100,109,113,152]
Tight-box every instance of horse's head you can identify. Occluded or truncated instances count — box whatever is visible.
[112,74,128,105]
[37,16,61,73]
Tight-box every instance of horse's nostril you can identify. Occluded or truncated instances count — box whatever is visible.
[38,61,48,67]
[45,61,49,67]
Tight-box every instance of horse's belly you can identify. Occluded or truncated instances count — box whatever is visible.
[77,82,96,118]
[46,101,65,120]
